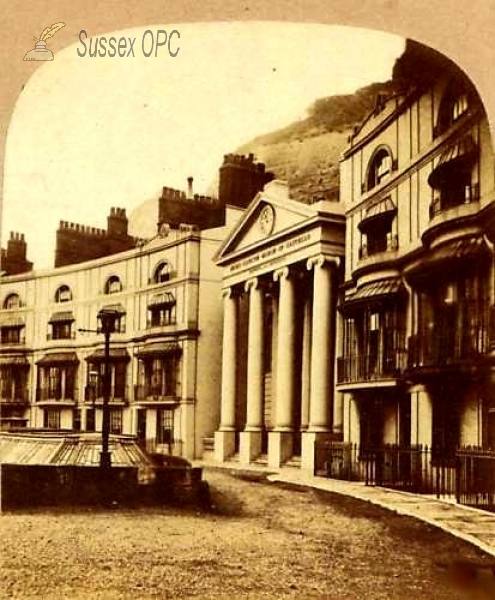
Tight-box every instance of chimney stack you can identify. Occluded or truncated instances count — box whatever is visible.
[187,177,193,200]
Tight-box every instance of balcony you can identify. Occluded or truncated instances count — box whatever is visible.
[429,183,479,220]
[0,333,26,346]
[36,386,78,403]
[84,384,128,404]
[0,387,30,405]
[134,384,179,404]
[46,331,76,341]
[337,350,407,385]
[146,317,176,330]
[358,234,398,261]
[407,330,485,373]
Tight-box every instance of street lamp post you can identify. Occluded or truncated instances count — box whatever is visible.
[97,308,120,469]
[88,369,98,430]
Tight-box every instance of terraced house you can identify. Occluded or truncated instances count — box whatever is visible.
[337,40,495,466]
[0,154,272,460]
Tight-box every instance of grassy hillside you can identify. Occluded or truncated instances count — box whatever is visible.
[235,81,394,203]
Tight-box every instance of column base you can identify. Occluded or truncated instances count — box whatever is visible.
[301,431,332,473]
[239,430,262,464]
[332,424,343,440]
[268,431,293,468]
[214,430,236,462]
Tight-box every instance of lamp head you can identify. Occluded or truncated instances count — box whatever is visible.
[88,369,99,386]
[97,308,120,333]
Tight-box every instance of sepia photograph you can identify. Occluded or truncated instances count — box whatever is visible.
[1,1,495,598]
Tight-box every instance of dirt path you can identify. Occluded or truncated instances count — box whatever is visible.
[1,468,494,599]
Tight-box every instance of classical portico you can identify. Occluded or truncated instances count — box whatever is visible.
[214,181,345,471]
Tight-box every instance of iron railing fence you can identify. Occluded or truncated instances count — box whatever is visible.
[315,442,495,510]
[456,447,495,511]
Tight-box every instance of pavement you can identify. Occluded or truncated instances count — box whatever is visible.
[200,460,495,560]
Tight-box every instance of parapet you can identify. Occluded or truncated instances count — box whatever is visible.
[58,221,107,237]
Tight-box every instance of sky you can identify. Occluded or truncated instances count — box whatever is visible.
[3,22,404,269]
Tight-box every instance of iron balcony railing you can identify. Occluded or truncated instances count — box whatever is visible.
[46,331,77,341]
[0,386,30,404]
[408,328,487,369]
[0,333,26,346]
[489,305,495,350]
[429,182,480,220]
[36,386,78,402]
[134,384,179,402]
[84,384,128,403]
[337,349,407,384]
[146,317,176,329]
[358,234,398,260]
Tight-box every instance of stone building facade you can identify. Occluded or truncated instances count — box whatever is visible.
[337,40,495,458]
[213,180,345,472]
[0,154,272,460]
[0,217,241,459]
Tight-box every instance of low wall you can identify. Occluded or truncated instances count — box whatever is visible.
[0,463,206,511]
[1,464,139,510]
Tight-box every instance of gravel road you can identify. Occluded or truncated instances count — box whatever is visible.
[1,468,495,599]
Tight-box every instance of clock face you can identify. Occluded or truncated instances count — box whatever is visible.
[259,205,275,235]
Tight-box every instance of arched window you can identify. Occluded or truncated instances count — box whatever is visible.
[435,77,473,137]
[154,261,172,283]
[55,285,72,303]
[366,148,394,191]
[3,293,21,309]
[104,276,122,295]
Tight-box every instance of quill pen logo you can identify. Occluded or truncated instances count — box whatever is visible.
[24,22,66,61]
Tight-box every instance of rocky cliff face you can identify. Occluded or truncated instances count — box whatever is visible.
[129,81,396,236]
[234,81,395,203]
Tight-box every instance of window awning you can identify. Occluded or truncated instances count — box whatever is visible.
[148,292,176,309]
[85,348,130,362]
[0,316,24,328]
[100,303,126,314]
[358,196,396,233]
[0,355,29,366]
[428,135,478,188]
[48,311,74,324]
[342,278,403,310]
[407,235,490,285]
[36,352,79,366]
[135,342,182,358]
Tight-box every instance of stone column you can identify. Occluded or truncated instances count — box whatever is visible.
[300,295,312,432]
[333,308,344,438]
[215,287,238,461]
[268,267,296,468]
[410,385,432,447]
[301,257,337,472]
[240,277,264,463]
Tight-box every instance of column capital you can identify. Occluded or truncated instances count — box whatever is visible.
[222,287,235,300]
[273,266,290,282]
[306,255,340,271]
[222,285,243,299]
[244,277,260,293]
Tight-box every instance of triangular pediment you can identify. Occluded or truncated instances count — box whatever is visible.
[216,180,317,263]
